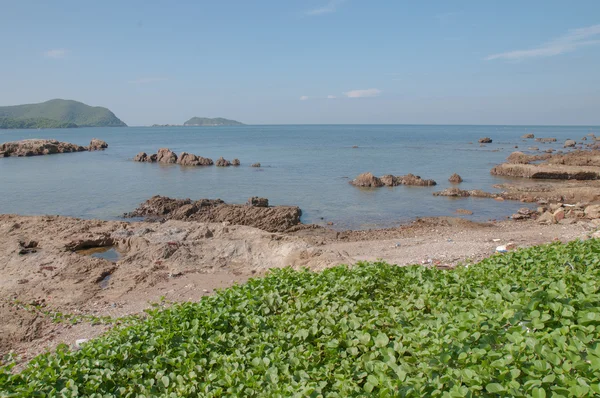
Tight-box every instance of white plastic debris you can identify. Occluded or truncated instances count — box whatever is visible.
[496,245,508,253]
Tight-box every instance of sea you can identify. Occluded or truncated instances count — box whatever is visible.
[0,125,597,230]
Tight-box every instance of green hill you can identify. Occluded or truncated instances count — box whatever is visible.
[184,117,244,126]
[0,99,126,129]
[0,117,78,129]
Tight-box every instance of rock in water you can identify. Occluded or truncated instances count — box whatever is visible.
[522,133,535,139]
[232,158,241,166]
[350,172,384,187]
[177,152,213,166]
[0,139,86,157]
[448,173,463,183]
[156,148,178,164]
[216,157,232,167]
[251,163,261,168]
[478,137,492,143]
[88,138,108,151]
[564,140,576,148]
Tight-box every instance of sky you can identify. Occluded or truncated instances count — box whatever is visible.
[1,0,599,126]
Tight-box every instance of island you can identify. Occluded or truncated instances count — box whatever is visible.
[183,117,244,126]
[0,99,127,129]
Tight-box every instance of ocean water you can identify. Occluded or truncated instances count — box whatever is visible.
[0,125,597,230]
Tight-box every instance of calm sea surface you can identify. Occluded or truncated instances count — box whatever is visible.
[0,125,597,230]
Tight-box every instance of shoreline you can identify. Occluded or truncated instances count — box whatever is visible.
[2,211,599,365]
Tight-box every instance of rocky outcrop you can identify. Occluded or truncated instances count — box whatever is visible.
[433,188,498,198]
[535,137,557,143]
[506,151,552,164]
[216,157,232,167]
[491,163,600,180]
[478,137,492,143]
[156,148,177,164]
[564,140,576,148]
[247,197,269,207]
[448,173,463,183]
[177,152,213,166]
[88,138,108,151]
[251,163,261,168]
[133,152,157,162]
[124,195,301,232]
[522,133,535,139]
[232,158,240,166]
[0,139,87,157]
[350,172,384,187]
[351,172,436,187]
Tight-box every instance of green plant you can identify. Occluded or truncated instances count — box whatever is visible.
[1,239,600,396]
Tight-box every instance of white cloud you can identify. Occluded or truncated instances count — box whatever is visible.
[128,77,168,84]
[344,88,381,98]
[306,0,346,16]
[299,95,310,100]
[327,95,336,99]
[486,24,600,61]
[43,49,68,59]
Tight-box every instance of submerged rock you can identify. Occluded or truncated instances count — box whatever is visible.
[522,133,535,139]
[251,162,261,168]
[478,137,492,143]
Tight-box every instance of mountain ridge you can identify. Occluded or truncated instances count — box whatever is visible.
[183,117,244,126]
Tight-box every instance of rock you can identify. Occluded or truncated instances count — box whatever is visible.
[529,147,539,151]
[380,175,398,187]
[251,163,261,168]
[216,157,232,167]
[350,172,384,187]
[232,159,241,166]
[518,207,533,215]
[397,174,436,186]
[88,138,108,151]
[177,152,213,166]
[506,151,552,164]
[0,139,87,157]
[455,209,473,215]
[553,208,565,222]
[490,163,600,180]
[478,137,492,143]
[545,149,555,153]
[549,203,563,211]
[247,197,269,207]
[448,173,463,183]
[133,152,149,162]
[156,148,177,164]
[352,145,359,148]
[564,139,576,148]
[522,133,535,139]
[582,137,588,141]
[585,205,600,219]
[511,213,529,220]
[125,195,302,232]
[433,188,497,198]
[537,211,557,224]
[535,137,557,143]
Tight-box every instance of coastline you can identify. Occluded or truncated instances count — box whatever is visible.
[2,211,598,365]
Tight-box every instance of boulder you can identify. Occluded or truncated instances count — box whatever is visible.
[448,173,463,183]
[88,138,108,151]
[251,163,261,168]
[478,137,492,143]
[177,152,213,166]
[522,133,535,139]
[564,140,576,148]
[232,158,240,166]
[247,197,269,207]
[397,173,437,186]
[537,211,557,224]
[380,175,398,187]
[350,172,384,187]
[585,205,600,219]
[216,157,232,167]
[133,152,149,162]
[156,148,177,164]
[553,208,565,222]
[0,139,86,157]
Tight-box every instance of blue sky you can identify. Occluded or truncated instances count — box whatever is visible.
[1,0,599,125]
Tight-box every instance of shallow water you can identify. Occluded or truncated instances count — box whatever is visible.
[76,246,121,262]
[0,125,597,229]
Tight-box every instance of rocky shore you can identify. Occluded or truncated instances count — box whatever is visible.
[350,172,437,187]
[0,139,108,157]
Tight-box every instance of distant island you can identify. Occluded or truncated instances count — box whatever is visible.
[183,117,244,126]
[0,99,127,129]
